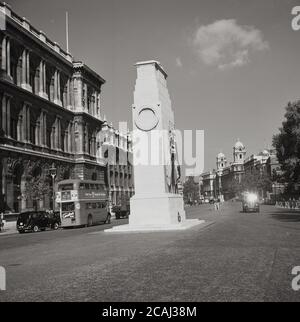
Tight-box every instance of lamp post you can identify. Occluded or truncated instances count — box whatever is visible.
[49,166,57,212]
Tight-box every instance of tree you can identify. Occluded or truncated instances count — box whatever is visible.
[183,176,199,204]
[227,177,243,198]
[23,175,51,210]
[227,170,272,199]
[273,101,300,195]
[241,169,272,195]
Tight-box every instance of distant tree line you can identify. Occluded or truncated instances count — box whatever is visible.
[273,100,300,197]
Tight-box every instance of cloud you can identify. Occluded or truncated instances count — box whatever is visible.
[192,19,269,70]
[176,57,183,68]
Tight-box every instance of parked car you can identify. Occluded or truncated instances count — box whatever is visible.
[17,210,61,233]
[112,196,130,219]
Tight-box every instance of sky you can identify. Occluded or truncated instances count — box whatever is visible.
[8,0,300,172]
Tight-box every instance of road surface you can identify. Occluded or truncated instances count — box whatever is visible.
[0,202,299,302]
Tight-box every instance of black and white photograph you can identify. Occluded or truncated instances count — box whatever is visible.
[0,0,300,311]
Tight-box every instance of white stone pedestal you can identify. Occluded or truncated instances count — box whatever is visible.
[105,192,204,233]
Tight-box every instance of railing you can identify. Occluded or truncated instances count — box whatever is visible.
[275,201,300,210]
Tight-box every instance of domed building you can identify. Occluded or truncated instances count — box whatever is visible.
[216,152,227,170]
[233,139,246,163]
[216,152,227,202]
[201,139,282,202]
[202,139,247,201]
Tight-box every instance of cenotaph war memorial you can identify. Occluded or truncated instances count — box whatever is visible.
[105,60,204,233]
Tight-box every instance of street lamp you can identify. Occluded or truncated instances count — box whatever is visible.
[49,166,57,212]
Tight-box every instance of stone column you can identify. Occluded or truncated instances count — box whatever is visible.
[26,50,30,84]
[43,62,46,93]
[39,61,43,91]
[21,104,26,142]
[26,105,30,143]
[66,78,70,108]
[58,71,61,101]
[71,122,75,153]
[54,70,57,101]
[17,112,22,141]
[43,111,47,147]
[57,118,61,150]
[1,94,6,135]
[6,37,10,77]
[84,83,88,111]
[1,36,6,72]
[20,49,31,91]
[69,78,74,109]
[54,70,62,106]
[97,93,101,118]
[21,49,26,84]
[38,60,47,99]
[6,96,11,138]
[35,120,40,146]
[38,114,42,146]
[68,123,72,153]
[85,125,89,153]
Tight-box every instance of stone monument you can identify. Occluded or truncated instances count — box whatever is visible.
[105,60,204,232]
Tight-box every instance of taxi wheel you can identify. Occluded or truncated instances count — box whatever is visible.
[52,222,59,230]
[33,225,39,233]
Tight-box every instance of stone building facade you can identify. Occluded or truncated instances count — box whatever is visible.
[200,139,282,201]
[0,2,133,213]
[99,118,134,205]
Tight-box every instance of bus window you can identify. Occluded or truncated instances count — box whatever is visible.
[85,183,90,190]
[62,202,75,211]
[79,183,85,190]
[95,184,100,190]
[59,184,74,191]
[92,203,97,209]
[90,184,95,190]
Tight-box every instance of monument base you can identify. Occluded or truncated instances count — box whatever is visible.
[105,193,205,233]
[104,219,205,233]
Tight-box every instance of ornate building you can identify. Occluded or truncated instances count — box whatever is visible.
[99,118,134,205]
[200,139,282,201]
[0,2,133,213]
[201,139,247,201]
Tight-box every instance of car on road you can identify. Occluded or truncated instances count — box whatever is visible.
[17,211,61,233]
[242,192,260,213]
[112,196,130,219]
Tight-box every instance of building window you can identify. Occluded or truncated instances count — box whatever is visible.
[30,124,35,144]
[10,117,17,140]
[46,129,51,148]
[61,133,65,151]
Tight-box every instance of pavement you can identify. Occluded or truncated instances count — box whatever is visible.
[0,202,299,302]
[0,221,18,236]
